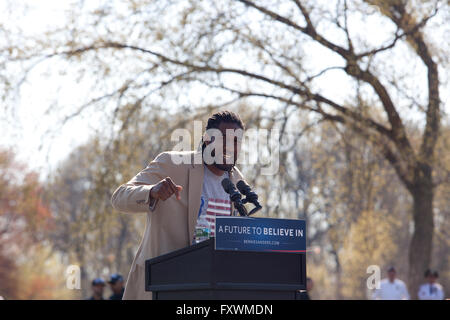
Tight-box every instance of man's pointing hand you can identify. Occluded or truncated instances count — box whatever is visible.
[150,177,183,201]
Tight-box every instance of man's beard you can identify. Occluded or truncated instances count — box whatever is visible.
[213,162,234,172]
[203,145,236,172]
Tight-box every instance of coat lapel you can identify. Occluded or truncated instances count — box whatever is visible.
[187,153,204,243]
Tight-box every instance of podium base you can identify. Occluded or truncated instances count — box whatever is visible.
[154,289,304,300]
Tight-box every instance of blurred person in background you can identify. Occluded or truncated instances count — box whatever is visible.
[418,270,444,300]
[108,273,125,300]
[372,266,410,300]
[87,278,106,300]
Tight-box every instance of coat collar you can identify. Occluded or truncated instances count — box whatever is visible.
[187,162,204,243]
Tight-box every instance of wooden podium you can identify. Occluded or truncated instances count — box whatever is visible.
[145,238,306,300]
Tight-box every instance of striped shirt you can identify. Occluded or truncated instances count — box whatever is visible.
[196,166,232,237]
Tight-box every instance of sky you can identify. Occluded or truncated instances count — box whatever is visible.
[1,0,448,180]
[1,1,104,177]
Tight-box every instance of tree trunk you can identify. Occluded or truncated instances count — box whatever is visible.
[408,164,434,300]
[331,250,342,300]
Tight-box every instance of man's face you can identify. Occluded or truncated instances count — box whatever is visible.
[205,122,242,172]
[110,280,124,293]
[427,275,436,284]
[388,270,396,282]
[92,284,104,296]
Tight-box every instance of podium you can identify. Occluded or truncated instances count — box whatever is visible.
[145,238,306,300]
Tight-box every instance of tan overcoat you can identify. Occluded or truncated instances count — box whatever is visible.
[111,150,244,299]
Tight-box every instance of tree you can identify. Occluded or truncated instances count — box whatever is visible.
[15,243,76,300]
[283,119,409,299]
[45,106,208,296]
[2,0,448,297]
[0,148,69,299]
[341,210,398,299]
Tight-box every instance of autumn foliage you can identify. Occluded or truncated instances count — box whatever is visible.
[0,149,72,299]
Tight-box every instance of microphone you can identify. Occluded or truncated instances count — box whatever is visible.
[236,180,262,216]
[221,178,248,216]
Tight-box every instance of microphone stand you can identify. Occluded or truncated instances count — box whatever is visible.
[241,197,262,216]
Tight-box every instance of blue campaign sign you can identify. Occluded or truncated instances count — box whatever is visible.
[215,217,306,253]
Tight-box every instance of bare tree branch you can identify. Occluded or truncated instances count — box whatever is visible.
[238,0,352,58]
[356,5,439,59]
[364,1,441,164]
[237,0,416,178]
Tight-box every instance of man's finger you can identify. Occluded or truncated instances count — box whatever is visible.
[174,185,183,200]
[162,185,173,199]
[165,178,177,193]
[165,177,177,189]
[160,181,174,198]
[165,177,182,200]
[160,193,169,201]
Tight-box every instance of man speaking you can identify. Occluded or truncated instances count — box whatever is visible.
[111,111,246,300]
